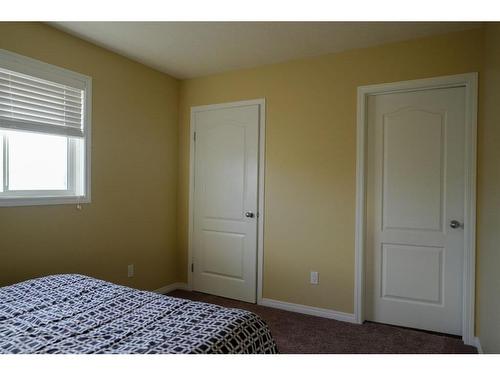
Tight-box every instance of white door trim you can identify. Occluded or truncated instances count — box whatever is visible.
[188,98,266,304]
[354,73,478,345]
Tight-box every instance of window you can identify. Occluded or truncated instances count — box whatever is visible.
[0,49,91,206]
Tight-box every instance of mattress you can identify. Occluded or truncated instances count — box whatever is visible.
[0,274,278,354]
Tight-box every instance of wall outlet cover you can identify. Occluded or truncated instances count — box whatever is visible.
[127,264,134,278]
[310,271,319,285]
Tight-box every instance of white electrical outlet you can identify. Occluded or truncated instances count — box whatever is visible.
[127,264,134,278]
[310,271,319,285]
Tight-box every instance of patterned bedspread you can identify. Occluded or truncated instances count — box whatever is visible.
[0,274,278,354]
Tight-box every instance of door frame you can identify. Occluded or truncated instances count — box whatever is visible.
[187,98,266,303]
[354,73,478,345]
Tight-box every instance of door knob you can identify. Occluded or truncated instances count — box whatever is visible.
[245,211,255,218]
[450,220,462,229]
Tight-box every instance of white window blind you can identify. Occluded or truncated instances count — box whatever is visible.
[0,48,91,207]
[0,67,85,138]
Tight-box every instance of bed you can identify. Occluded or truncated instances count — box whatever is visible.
[0,274,278,354]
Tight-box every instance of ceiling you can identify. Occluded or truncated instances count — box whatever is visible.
[50,22,481,79]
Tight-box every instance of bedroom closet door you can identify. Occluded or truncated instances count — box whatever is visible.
[365,86,466,335]
[190,101,261,303]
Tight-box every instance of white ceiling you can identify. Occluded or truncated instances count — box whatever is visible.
[50,22,481,79]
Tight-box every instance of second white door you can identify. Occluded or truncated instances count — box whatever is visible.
[365,86,466,335]
[191,102,260,303]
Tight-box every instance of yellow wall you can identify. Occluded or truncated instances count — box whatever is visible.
[477,23,500,353]
[178,28,484,313]
[0,23,180,290]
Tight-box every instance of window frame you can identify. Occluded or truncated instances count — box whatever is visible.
[0,49,92,207]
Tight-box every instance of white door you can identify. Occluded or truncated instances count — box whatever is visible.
[366,87,465,335]
[191,103,260,303]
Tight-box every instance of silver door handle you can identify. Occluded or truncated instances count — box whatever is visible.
[450,220,462,229]
[245,211,255,218]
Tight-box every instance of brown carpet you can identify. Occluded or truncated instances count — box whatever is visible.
[168,290,477,354]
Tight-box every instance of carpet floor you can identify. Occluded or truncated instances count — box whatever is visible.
[168,290,477,354]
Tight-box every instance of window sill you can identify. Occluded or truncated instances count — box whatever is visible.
[0,195,90,207]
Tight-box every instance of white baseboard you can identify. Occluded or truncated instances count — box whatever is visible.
[153,282,190,295]
[473,336,483,354]
[259,298,357,324]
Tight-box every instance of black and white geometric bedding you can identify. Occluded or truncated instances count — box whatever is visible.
[0,274,278,354]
